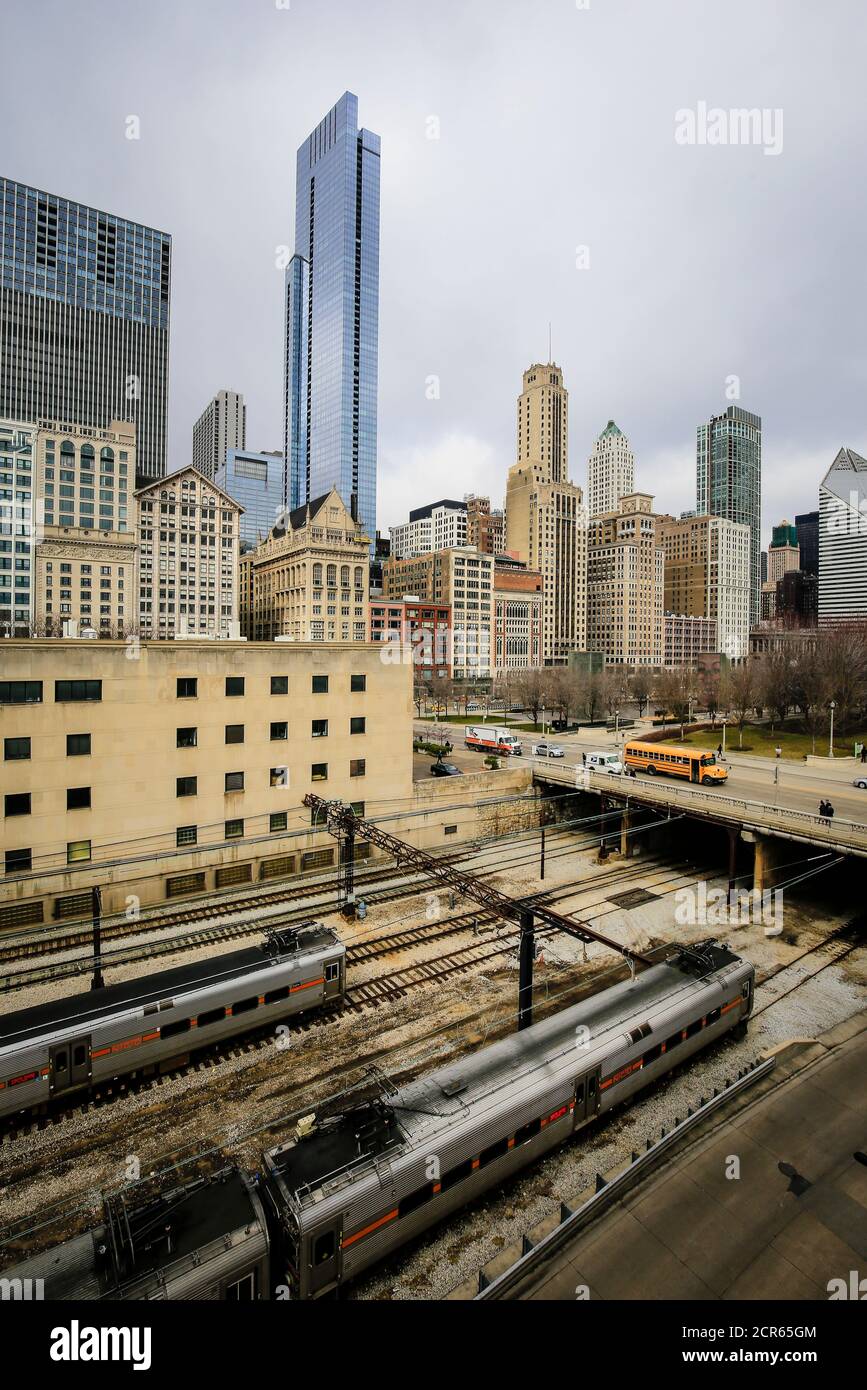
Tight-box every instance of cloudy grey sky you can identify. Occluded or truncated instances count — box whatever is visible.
[2,0,865,543]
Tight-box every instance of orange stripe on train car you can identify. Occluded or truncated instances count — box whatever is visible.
[341,1208,398,1249]
[290,976,325,993]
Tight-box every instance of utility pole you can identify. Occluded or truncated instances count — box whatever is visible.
[91,885,105,990]
[540,820,546,881]
[341,815,356,918]
[518,909,535,1030]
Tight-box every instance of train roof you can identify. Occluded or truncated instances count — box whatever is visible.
[266,942,747,1205]
[0,923,340,1050]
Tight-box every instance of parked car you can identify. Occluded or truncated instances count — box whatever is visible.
[853,776,867,790]
[532,743,565,758]
[430,762,463,777]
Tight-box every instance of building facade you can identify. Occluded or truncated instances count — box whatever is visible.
[696,405,762,626]
[465,494,504,555]
[242,489,369,643]
[214,448,284,552]
[0,178,171,482]
[283,93,380,536]
[493,557,543,671]
[767,520,800,583]
[0,417,37,633]
[586,493,664,667]
[664,612,717,668]
[818,446,867,624]
[382,547,494,679]
[776,569,818,628]
[505,362,587,665]
[389,499,467,559]
[586,419,635,517]
[0,640,412,923]
[135,465,242,639]
[368,596,451,678]
[192,390,246,481]
[32,418,137,635]
[795,510,819,577]
[658,512,751,659]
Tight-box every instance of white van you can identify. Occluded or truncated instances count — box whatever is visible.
[583,750,623,774]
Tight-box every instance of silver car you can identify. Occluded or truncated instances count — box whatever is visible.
[533,742,565,758]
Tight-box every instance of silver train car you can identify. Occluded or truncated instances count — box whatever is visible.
[264,940,754,1298]
[0,923,345,1120]
[3,1168,270,1301]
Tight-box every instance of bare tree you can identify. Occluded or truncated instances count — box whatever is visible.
[630,668,653,718]
[658,667,697,739]
[726,661,757,750]
[698,666,721,726]
[513,667,551,727]
[790,649,829,755]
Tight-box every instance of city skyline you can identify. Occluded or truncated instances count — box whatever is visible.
[1,0,863,544]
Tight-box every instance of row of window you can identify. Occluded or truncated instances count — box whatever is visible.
[179,674,367,697]
[4,734,88,759]
[0,674,370,706]
[176,719,366,746]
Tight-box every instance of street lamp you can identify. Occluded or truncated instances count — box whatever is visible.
[829,700,836,759]
[721,720,727,757]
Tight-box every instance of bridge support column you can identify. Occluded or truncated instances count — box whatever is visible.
[745,830,782,897]
[620,808,634,858]
[727,826,740,905]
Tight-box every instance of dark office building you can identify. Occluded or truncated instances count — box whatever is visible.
[795,510,819,576]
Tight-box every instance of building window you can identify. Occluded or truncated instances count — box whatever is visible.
[67,840,91,864]
[55,680,102,702]
[270,675,288,695]
[177,776,198,797]
[226,676,245,696]
[4,792,31,816]
[66,787,91,811]
[350,759,366,778]
[225,724,244,744]
[177,677,197,698]
[311,763,328,782]
[5,848,32,873]
[312,675,328,694]
[177,727,197,748]
[66,733,92,756]
[4,737,30,761]
[225,771,244,792]
[271,721,288,740]
[176,825,197,847]
[225,819,244,839]
[312,719,328,738]
[350,717,366,735]
[350,674,366,692]
[0,681,43,705]
[350,801,365,817]
[269,812,287,833]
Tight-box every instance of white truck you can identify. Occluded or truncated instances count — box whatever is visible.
[582,750,623,774]
[465,726,523,756]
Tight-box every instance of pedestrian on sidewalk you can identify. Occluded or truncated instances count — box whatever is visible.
[861,744,867,765]
[775,745,782,759]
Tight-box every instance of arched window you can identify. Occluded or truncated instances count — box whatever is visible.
[60,440,75,457]
[341,565,350,586]
[100,446,114,462]
[326,564,337,586]
[313,563,323,585]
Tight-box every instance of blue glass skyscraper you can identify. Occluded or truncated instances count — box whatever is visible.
[283,93,380,537]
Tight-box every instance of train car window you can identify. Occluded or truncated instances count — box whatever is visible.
[398,1182,435,1218]
[441,1159,474,1192]
[643,1043,663,1065]
[72,1046,86,1067]
[686,1019,703,1038]
[479,1137,509,1168]
[264,986,290,1005]
[514,1117,543,1146]
[706,1007,721,1025]
[325,962,339,983]
[55,1050,68,1072]
[665,1032,683,1051]
[161,1018,191,1039]
[232,996,259,1015]
[198,1006,227,1028]
[588,1076,597,1098]
[313,1231,335,1265]
[575,1082,585,1104]
[226,1272,256,1300]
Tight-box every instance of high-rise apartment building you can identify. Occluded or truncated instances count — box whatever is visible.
[658,512,751,659]
[0,418,37,633]
[242,489,369,643]
[465,495,504,555]
[192,390,246,481]
[389,499,467,559]
[214,448,284,552]
[587,420,635,517]
[135,466,242,638]
[32,418,137,636]
[0,178,171,482]
[767,520,800,583]
[587,494,664,667]
[506,363,586,664]
[493,556,543,671]
[283,93,380,535]
[696,405,762,626]
[818,446,867,624]
[382,548,494,679]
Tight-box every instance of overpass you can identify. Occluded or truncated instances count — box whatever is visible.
[528,761,867,888]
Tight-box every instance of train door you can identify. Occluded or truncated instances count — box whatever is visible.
[573,1067,601,1125]
[49,1036,91,1094]
[306,1220,342,1297]
[323,958,342,1003]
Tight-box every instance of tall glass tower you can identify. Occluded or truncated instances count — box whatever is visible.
[0,178,171,481]
[696,405,762,627]
[283,93,380,536]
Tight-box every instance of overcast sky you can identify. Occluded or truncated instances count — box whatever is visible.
[3,0,865,543]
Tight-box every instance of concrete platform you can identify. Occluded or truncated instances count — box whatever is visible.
[511,1013,867,1300]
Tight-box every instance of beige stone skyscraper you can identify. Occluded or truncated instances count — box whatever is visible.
[506,362,586,664]
[587,419,635,516]
[587,493,664,667]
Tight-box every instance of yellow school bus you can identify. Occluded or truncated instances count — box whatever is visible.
[623,740,728,785]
